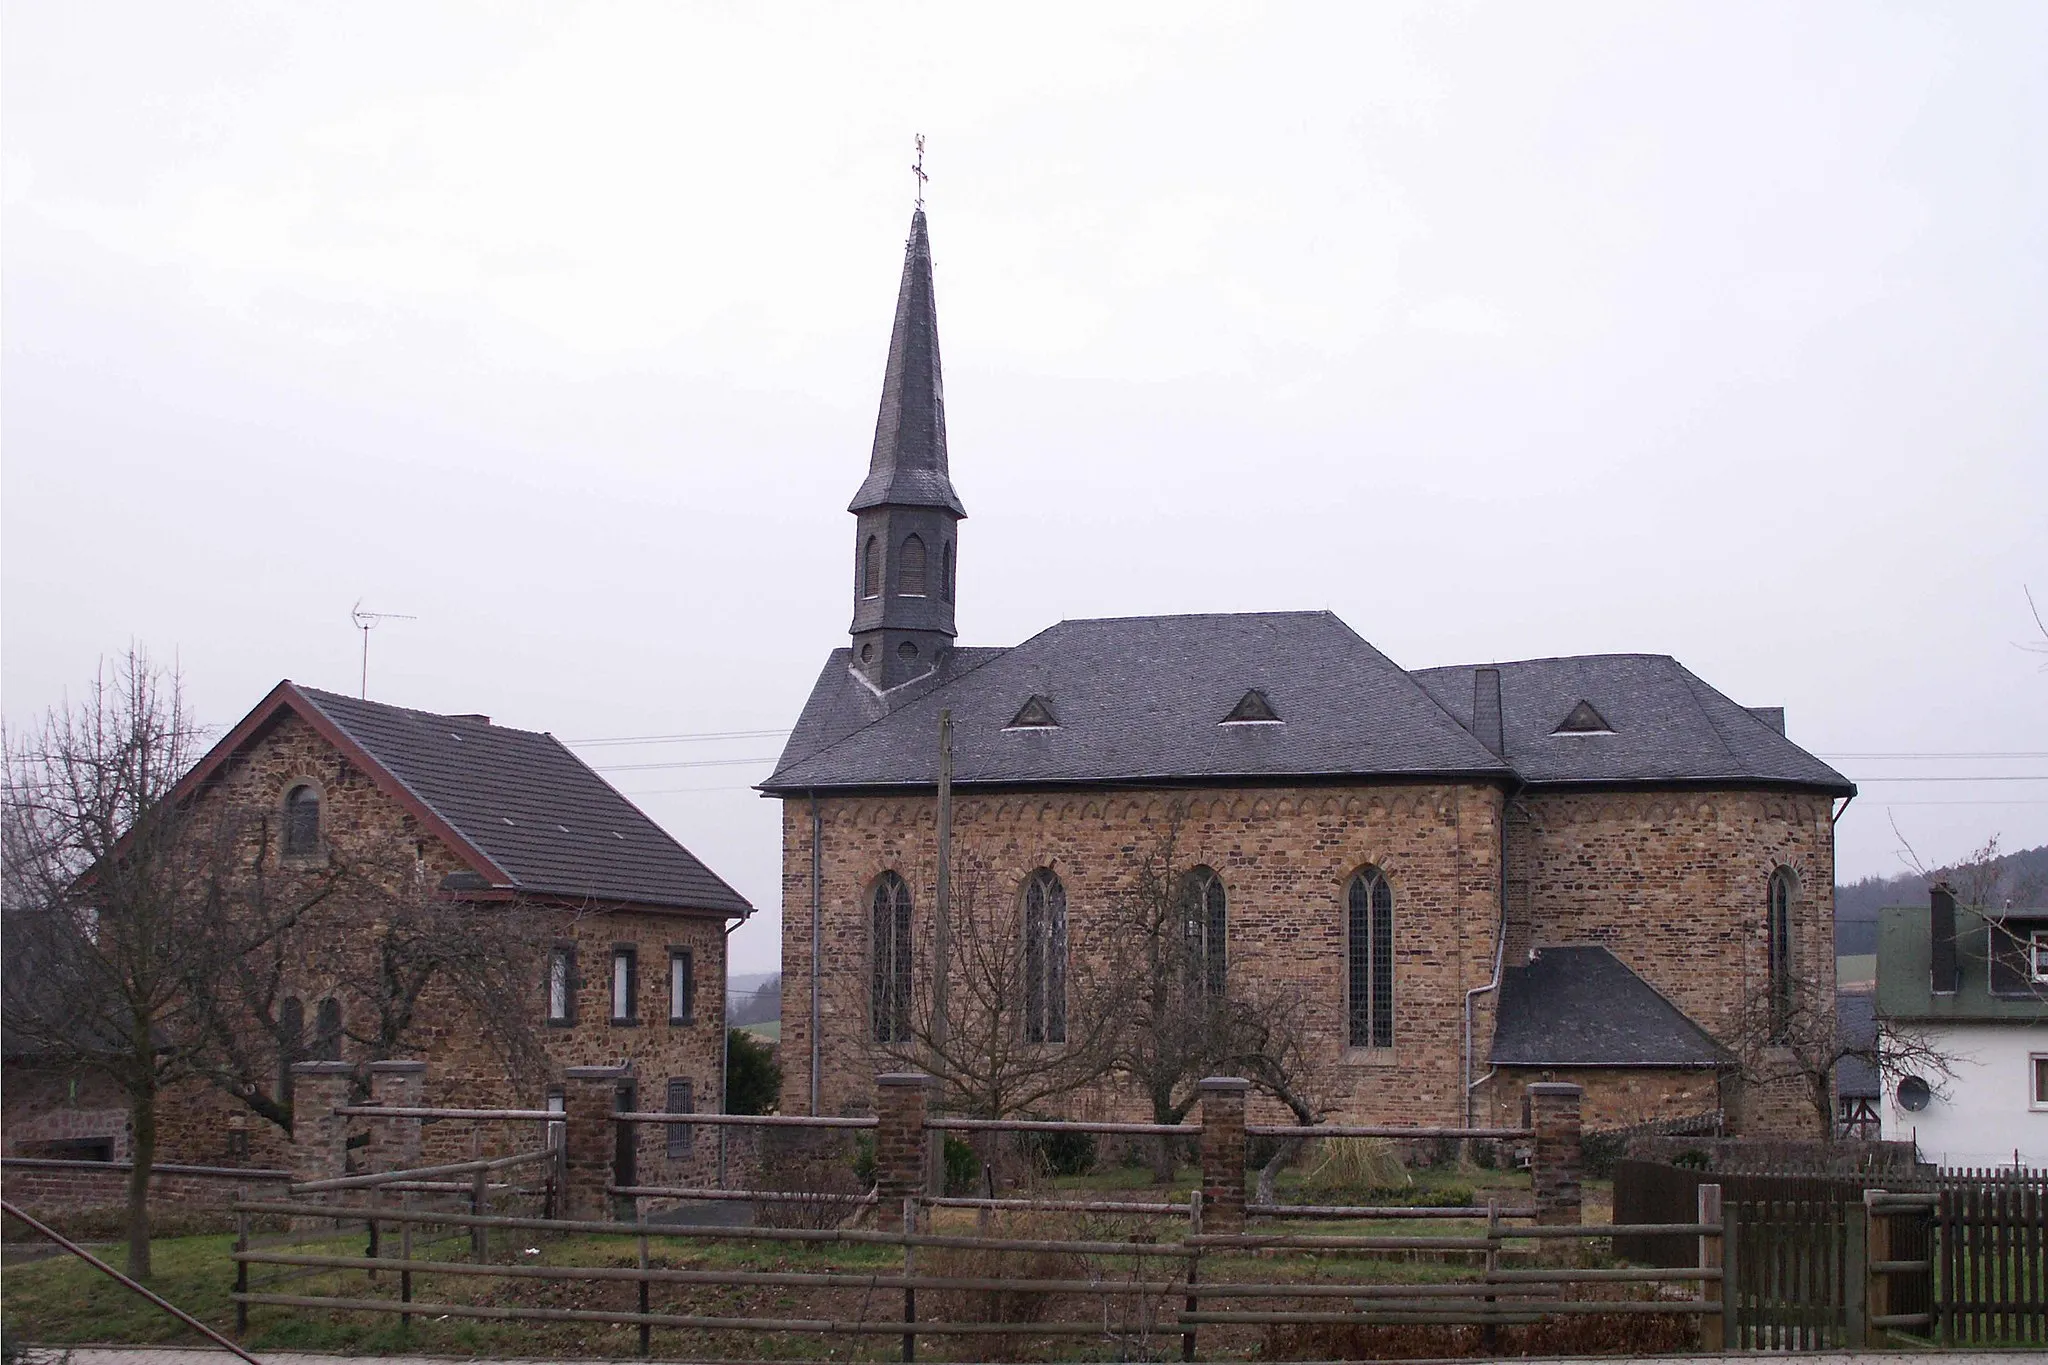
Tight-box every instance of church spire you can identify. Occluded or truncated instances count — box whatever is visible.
[849,206,966,689]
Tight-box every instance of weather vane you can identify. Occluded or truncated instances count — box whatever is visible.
[912,134,928,210]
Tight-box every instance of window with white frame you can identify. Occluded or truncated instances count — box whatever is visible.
[2033,1055,2048,1110]
[669,948,694,1024]
[2031,930,2048,984]
[611,946,637,1023]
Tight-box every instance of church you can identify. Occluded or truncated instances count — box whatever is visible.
[763,208,1854,1137]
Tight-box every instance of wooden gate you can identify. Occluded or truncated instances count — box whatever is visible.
[1938,1175,2048,1344]
[1728,1197,1855,1349]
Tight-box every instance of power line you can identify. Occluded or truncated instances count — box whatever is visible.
[566,728,790,748]
[590,756,777,773]
[1853,776,2048,783]
[1820,751,2048,760]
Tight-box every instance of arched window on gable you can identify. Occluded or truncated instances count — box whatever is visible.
[313,997,343,1062]
[941,541,955,602]
[1768,867,1796,1040]
[1023,869,1068,1043]
[862,536,881,599]
[899,535,927,596]
[1346,868,1394,1049]
[1182,866,1227,997]
[870,872,913,1043]
[283,784,321,857]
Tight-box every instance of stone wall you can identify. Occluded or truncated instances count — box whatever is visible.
[0,1158,291,1234]
[780,782,1506,1125]
[1486,1065,1726,1131]
[1507,787,1837,1137]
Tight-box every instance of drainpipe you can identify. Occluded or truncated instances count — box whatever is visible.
[1464,778,1521,1128]
[717,907,747,1186]
[809,791,823,1117]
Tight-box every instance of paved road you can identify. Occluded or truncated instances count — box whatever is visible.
[24,1350,2043,1365]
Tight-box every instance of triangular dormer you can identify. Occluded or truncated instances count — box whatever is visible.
[1006,695,1059,729]
[1552,700,1614,734]
[1222,689,1280,724]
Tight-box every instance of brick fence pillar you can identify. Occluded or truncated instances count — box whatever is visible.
[562,1065,631,1223]
[365,1061,426,1173]
[289,1061,355,1188]
[1528,1081,1583,1225]
[1198,1076,1249,1234]
[874,1072,930,1231]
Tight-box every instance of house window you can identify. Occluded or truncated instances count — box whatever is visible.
[278,996,304,1096]
[2031,931,2048,984]
[669,948,695,1024]
[899,535,927,596]
[547,945,575,1025]
[546,1087,566,1151]
[1024,869,1067,1044]
[612,946,638,1024]
[1346,868,1394,1049]
[666,1078,695,1158]
[313,997,343,1061]
[942,542,955,602]
[1768,867,1796,1039]
[283,784,321,856]
[871,873,913,1043]
[2033,1055,2048,1111]
[1182,866,1227,996]
[862,536,880,598]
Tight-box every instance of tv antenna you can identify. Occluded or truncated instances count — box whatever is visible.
[350,601,417,698]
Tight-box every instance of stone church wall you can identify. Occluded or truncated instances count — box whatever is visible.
[780,782,1507,1127]
[1508,787,1837,1137]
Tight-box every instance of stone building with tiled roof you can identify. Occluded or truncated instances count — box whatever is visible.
[764,208,1854,1136]
[4,682,750,1181]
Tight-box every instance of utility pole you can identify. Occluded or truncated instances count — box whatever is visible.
[928,709,952,1195]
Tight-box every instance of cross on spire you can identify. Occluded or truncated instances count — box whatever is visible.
[912,134,928,210]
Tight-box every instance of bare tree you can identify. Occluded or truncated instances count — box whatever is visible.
[867,855,1122,1184]
[0,653,328,1276]
[1719,980,1956,1138]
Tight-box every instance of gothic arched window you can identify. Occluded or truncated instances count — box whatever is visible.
[899,535,927,596]
[278,996,304,1097]
[1768,867,1796,1040]
[870,873,913,1043]
[1346,868,1394,1049]
[283,784,321,856]
[1023,869,1067,1043]
[862,536,881,599]
[942,541,955,602]
[1182,866,1227,996]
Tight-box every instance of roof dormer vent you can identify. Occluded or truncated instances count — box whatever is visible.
[1552,700,1614,735]
[1222,689,1281,725]
[1006,695,1059,730]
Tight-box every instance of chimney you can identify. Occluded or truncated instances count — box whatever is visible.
[1930,882,1958,995]
[1472,668,1505,759]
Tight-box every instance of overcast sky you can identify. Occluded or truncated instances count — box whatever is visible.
[6,2,2043,974]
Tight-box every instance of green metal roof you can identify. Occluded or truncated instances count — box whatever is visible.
[1875,903,2048,1023]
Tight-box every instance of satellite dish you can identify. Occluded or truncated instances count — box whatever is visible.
[1897,1076,1932,1112]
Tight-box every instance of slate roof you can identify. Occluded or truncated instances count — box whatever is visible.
[291,688,752,915]
[180,684,751,917]
[764,612,1511,791]
[1413,655,1853,794]
[1835,990,1880,1099]
[1490,945,1726,1068]
[848,210,965,517]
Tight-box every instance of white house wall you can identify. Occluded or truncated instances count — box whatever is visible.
[1879,1021,2048,1167]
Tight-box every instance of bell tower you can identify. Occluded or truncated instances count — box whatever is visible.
[849,207,965,689]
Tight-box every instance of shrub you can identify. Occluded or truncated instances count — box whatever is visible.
[1025,1127,1097,1178]
[724,1028,781,1115]
[753,1127,867,1229]
[944,1134,981,1195]
[928,1212,1090,1360]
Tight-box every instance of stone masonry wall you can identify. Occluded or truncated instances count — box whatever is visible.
[780,782,1506,1126]
[1486,1065,1725,1131]
[1508,787,1837,1137]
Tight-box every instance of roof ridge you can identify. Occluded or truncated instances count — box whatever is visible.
[1417,652,1680,672]
[1667,661,1748,772]
[1053,609,1337,628]
[296,684,551,741]
[763,645,1012,787]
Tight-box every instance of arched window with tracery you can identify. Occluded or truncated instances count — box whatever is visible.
[1182,867,1227,996]
[870,872,913,1043]
[1347,867,1394,1048]
[942,542,955,602]
[862,536,881,599]
[1023,869,1067,1043]
[1768,867,1796,1040]
[283,784,321,856]
[278,996,304,1098]
[899,535,927,596]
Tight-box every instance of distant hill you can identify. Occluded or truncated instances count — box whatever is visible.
[1835,842,2048,956]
